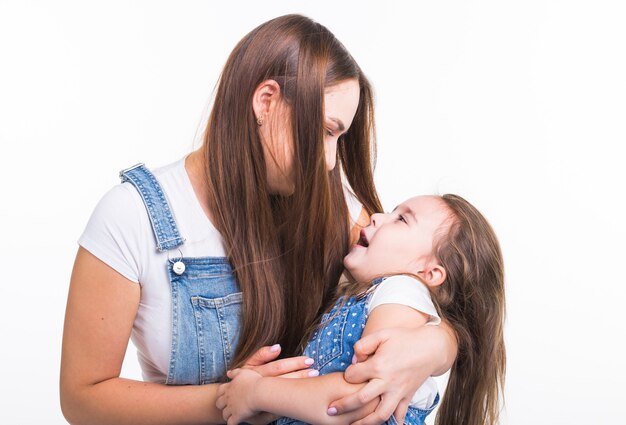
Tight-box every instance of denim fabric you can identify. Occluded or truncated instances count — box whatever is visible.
[276,282,438,425]
[120,164,242,385]
[120,163,186,252]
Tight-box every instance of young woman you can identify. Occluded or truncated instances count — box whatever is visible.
[60,15,457,425]
[217,194,506,425]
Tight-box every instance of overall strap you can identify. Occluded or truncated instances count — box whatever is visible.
[119,163,185,252]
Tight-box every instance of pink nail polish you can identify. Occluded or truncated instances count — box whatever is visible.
[270,344,281,352]
[327,407,338,416]
[308,369,320,377]
[352,354,357,364]
[304,358,314,365]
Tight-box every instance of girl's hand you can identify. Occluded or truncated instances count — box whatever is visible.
[232,344,315,425]
[328,326,457,425]
[216,368,263,424]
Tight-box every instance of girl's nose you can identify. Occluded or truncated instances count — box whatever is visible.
[370,212,384,227]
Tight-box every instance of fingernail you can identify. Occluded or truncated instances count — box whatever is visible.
[304,358,314,365]
[352,354,357,364]
[327,407,338,416]
[270,344,281,352]
[308,369,319,377]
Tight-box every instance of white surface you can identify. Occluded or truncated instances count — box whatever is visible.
[1,1,625,423]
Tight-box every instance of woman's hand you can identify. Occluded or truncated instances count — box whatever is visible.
[328,325,458,425]
[220,344,316,425]
[216,369,263,425]
[243,344,316,378]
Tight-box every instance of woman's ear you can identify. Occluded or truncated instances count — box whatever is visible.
[252,79,282,123]
[420,264,446,288]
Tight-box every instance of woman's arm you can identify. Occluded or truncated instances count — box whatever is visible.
[216,303,430,425]
[216,369,378,425]
[60,247,226,424]
[329,321,458,425]
[61,248,313,425]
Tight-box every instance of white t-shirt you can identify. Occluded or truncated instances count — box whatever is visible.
[367,275,441,410]
[79,156,364,382]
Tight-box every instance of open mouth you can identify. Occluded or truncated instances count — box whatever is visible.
[357,230,369,247]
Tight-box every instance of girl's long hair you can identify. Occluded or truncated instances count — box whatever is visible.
[433,194,506,425]
[327,194,506,425]
[203,14,382,370]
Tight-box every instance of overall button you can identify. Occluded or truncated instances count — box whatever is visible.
[173,261,186,275]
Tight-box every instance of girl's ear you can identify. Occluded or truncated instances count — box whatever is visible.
[252,79,282,123]
[420,264,446,288]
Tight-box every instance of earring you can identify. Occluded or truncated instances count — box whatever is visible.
[256,116,264,126]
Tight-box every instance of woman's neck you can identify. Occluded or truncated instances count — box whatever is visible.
[185,149,215,223]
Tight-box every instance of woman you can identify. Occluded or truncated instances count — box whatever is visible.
[60,14,457,425]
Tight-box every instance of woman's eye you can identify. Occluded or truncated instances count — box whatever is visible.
[325,129,335,137]
[398,215,407,223]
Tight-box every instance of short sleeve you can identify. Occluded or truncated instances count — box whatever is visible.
[78,183,149,283]
[368,276,441,325]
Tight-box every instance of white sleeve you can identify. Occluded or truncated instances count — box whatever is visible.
[367,276,441,325]
[343,183,363,226]
[78,183,150,284]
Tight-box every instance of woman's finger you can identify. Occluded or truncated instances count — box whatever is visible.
[279,368,320,379]
[344,354,385,384]
[253,355,314,377]
[351,392,401,425]
[243,344,282,367]
[329,378,386,414]
[392,399,410,425]
[352,330,390,363]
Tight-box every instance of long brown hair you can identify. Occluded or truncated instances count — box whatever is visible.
[434,194,506,425]
[202,14,382,370]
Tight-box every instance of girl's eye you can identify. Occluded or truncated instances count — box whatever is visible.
[398,215,407,223]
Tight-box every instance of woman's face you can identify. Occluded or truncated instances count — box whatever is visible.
[264,78,361,195]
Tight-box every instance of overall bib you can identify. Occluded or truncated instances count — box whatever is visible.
[121,163,242,385]
[277,285,439,425]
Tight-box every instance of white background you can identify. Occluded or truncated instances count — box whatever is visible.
[1,1,625,424]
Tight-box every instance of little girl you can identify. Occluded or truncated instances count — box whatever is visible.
[216,194,506,425]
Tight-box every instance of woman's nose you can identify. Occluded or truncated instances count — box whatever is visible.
[325,138,338,171]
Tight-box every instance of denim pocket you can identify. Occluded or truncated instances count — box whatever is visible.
[312,306,350,370]
[191,291,243,384]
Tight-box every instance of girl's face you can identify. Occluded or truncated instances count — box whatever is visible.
[343,196,450,283]
[264,78,360,194]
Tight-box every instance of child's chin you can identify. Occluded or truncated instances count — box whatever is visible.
[343,255,357,272]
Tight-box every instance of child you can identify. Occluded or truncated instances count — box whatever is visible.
[216,194,506,425]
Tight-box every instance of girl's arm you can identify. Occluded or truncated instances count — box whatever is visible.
[216,370,378,425]
[60,248,312,425]
[216,304,430,425]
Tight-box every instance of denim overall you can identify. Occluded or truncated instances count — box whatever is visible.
[277,284,439,425]
[120,164,242,385]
